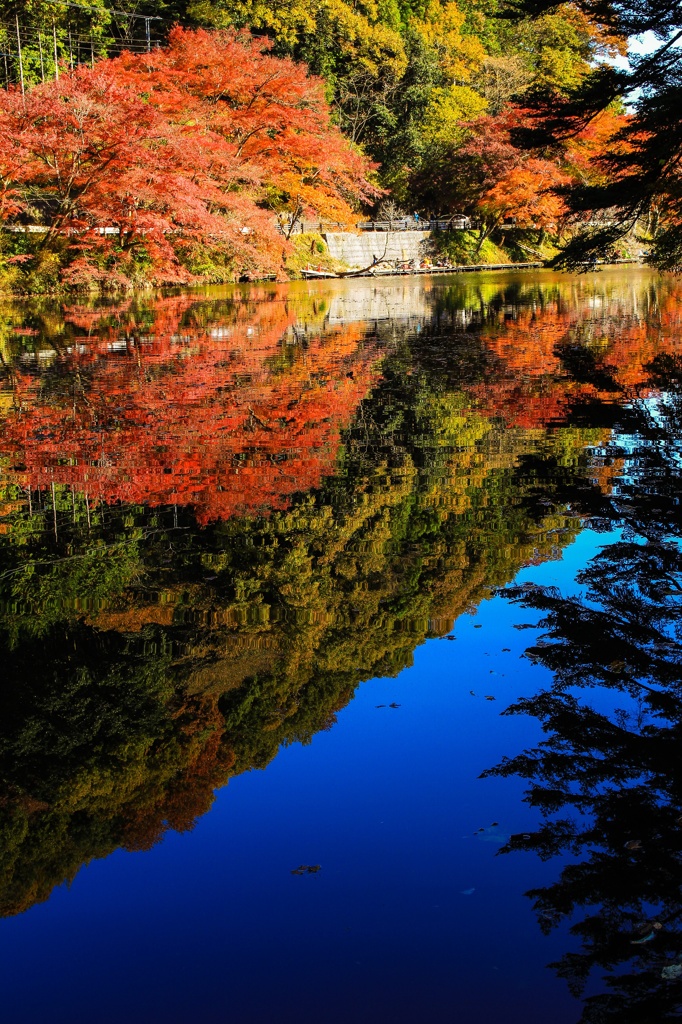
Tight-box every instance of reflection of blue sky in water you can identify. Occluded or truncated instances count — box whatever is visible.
[0,537,614,1024]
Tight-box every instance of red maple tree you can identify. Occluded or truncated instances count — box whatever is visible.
[0,29,378,285]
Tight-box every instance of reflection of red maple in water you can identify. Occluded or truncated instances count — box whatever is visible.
[474,288,682,428]
[1,295,380,523]
[475,307,584,427]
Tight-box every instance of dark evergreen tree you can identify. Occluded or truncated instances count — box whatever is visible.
[504,0,682,270]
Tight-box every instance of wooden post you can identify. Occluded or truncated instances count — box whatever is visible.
[68,26,73,69]
[145,17,151,52]
[15,15,24,99]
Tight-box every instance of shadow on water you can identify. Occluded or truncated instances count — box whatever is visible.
[0,269,681,1021]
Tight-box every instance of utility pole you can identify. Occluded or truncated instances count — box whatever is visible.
[51,481,58,541]
[38,32,45,82]
[15,15,24,99]
[53,21,59,80]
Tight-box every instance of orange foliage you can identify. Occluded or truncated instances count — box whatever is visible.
[115,28,379,239]
[479,157,569,228]
[473,284,682,427]
[0,295,381,522]
[0,28,378,284]
[563,108,630,185]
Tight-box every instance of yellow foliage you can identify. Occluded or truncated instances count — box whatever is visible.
[412,1,486,84]
[421,85,488,149]
[188,0,408,78]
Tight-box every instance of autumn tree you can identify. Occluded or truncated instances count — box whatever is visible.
[502,0,682,269]
[0,28,377,287]
[115,27,379,239]
[478,156,569,235]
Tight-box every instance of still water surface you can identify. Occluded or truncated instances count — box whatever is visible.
[0,268,680,1023]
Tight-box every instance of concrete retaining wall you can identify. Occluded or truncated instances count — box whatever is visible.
[323,230,433,268]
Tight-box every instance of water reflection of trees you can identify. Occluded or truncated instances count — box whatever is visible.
[485,355,682,1023]
[0,291,381,523]
[0,272,677,925]
[0,394,588,918]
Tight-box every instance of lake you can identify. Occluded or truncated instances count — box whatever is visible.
[0,267,680,1023]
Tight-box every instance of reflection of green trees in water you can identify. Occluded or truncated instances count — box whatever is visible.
[0,315,608,920]
[485,356,682,1023]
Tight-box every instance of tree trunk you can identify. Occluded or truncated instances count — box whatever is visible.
[474,215,502,256]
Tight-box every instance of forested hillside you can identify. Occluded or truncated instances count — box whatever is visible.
[0,0,666,288]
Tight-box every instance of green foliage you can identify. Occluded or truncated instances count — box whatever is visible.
[0,229,147,296]
[431,228,509,263]
[285,233,349,276]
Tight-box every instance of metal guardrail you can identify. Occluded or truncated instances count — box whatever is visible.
[356,219,473,232]
[287,218,476,234]
[7,225,120,235]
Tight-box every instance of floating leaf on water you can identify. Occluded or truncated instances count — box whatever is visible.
[389,702,401,708]
[624,839,642,850]
[291,864,321,875]
[631,922,662,945]
[631,930,656,945]
[485,695,496,701]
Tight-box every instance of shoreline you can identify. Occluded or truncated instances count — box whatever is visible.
[300,257,643,280]
[0,258,646,300]
[301,260,544,279]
